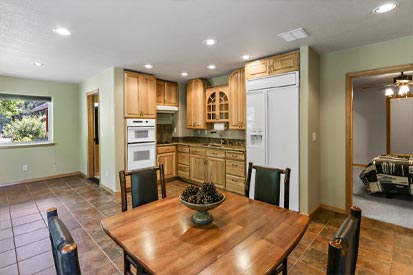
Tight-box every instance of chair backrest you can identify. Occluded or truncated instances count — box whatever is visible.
[245,162,291,209]
[47,208,81,275]
[327,206,362,275]
[119,164,166,212]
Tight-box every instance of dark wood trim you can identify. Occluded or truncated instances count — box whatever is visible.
[87,90,99,178]
[352,163,367,167]
[345,64,413,213]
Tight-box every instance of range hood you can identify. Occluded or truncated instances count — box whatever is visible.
[156,105,179,113]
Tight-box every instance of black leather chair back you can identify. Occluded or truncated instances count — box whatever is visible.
[119,164,166,212]
[327,206,362,275]
[246,162,291,209]
[47,208,81,275]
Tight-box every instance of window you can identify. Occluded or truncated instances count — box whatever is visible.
[0,93,52,145]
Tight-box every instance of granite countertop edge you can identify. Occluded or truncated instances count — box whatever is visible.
[156,142,245,152]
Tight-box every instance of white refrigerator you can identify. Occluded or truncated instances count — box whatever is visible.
[246,71,300,212]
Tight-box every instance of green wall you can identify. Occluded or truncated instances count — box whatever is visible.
[79,67,124,192]
[320,35,413,210]
[0,75,80,185]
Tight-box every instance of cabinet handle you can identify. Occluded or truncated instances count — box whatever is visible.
[231,155,238,158]
[232,164,238,167]
[212,152,217,155]
[233,179,238,182]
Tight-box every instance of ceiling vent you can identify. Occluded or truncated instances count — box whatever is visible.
[277,28,309,42]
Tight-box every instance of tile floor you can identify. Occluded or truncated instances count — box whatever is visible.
[0,176,412,275]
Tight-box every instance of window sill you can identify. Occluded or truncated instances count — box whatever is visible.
[0,142,56,149]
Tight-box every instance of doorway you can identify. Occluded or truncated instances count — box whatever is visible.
[345,65,413,224]
[87,90,100,184]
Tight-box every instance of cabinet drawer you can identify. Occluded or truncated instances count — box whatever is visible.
[206,148,225,158]
[157,145,176,154]
[177,153,189,165]
[226,160,245,177]
[226,150,245,161]
[177,164,189,179]
[177,145,189,153]
[190,147,206,156]
[226,174,245,195]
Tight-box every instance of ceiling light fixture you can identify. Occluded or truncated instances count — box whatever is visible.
[144,64,153,69]
[278,28,309,42]
[32,62,44,67]
[204,39,216,46]
[398,85,409,96]
[53,28,71,36]
[181,72,188,77]
[242,55,251,60]
[385,88,394,97]
[373,2,398,14]
[207,65,216,70]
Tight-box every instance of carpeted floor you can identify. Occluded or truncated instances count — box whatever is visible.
[353,166,413,228]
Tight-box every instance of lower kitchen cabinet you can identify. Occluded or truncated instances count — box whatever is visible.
[190,155,207,184]
[190,149,226,189]
[177,145,190,180]
[157,146,176,179]
[206,157,225,189]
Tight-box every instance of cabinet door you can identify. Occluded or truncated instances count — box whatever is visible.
[245,59,269,80]
[186,80,194,128]
[193,79,207,129]
[124,72,141,117]
[190,155,206,184]
[206,157,225,189]
[156,80,166,105]
[140,75,156,118]
[157,152,176,179]
[228,68,246,129]
[165,82,178,106]
[267,51,299,75]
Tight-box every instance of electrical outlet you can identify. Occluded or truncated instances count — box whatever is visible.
[22,164,28,171]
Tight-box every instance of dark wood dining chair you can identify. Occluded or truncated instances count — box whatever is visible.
[118,165,166,275]
[327,206,362,275]
[47,208,81,275]
[245,162,291,275]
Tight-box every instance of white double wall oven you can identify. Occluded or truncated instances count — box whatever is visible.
[126,119,156,171]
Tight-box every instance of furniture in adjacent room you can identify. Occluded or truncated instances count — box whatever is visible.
[47,208,81,275]
[101,191,309,275]
[359,155,413,195]
[327,206,362,275]
[245,162,291,274]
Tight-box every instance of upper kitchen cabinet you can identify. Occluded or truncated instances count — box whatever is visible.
[124,71,156,118]
[187,79,208,129]
[245,50,299,80]
[206,85,229,123]
[156,80,178,106]
[228,68,246,129]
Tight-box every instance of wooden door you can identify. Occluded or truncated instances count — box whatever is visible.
[228,68,246,129]
[186,80,194,128]
[139,75,156,118]
[206,157,225,189]
[193,79,207,129]
[190,155,206,183]
[156,80,165,105]
[157,152,176,179]
[124,72,141,117]
[165,82,178,106]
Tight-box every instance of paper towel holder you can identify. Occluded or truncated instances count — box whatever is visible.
[213,123,227,131]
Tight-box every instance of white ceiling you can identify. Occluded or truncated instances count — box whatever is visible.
[1,0,412,83]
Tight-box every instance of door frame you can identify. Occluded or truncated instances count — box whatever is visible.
[87,89,100,179]
[345,64,413,212]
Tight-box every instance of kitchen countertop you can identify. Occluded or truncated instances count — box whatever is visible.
[156,142,245,152]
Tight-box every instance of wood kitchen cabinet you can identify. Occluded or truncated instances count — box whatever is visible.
[228,68,246,129]
[157,146,176,179]
[177,145,190,180]
[225,150,246,195]
[124,71,156,118]
[156,80,178,106]
[206,85,229,123]
[245,50,299,80]
[189,147,226,189]
[187,79,208,129]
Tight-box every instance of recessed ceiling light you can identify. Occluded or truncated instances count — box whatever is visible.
[242,55,251,60]
[53,28,71,36]
[207,65,216,70]
[32,62,44,67]
[373,2,398,13]
[181,72,188,77]
[204,39,216,46]
[278,28,309,42]
[144,64,153,69]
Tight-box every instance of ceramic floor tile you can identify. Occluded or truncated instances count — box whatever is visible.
[13,220,46,236]
[0,227,13,241]
[16,238,51,262]
[12,212,43,227]
[0,237,15,253]
[0,249,17,269]
[18,251,54,275]
[0,219,12,230]
[0,263,19,275]
[14,227,49,247]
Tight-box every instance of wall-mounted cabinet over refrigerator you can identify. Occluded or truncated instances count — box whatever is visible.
[246,71,300,212]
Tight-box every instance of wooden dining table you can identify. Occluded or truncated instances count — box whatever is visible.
[101,191,309,275]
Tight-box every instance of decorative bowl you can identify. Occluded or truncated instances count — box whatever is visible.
[180,194,226,224]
